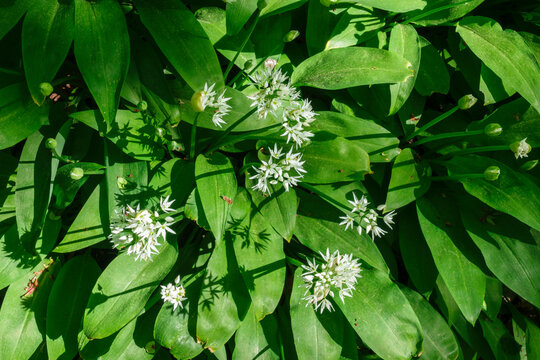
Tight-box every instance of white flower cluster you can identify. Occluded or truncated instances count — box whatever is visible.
[250,144,306,194]
[300,249,362,313]
[339,193,396,241]
[511,138,532,159]
[199,83,232,128]
[109,196,177,261]
[248,63,316,148]
[161,275,187,311]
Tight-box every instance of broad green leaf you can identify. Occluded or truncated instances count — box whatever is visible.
[388,24,421,115]
[460,196,540,308]
[405,0,484,26]
[312,111,400,163]
[0,259,58,360]
[148,159,195,207]
[232,307,280,360]
[232,210,286,319]
[399,206,437,297]
[70,110,164,161]
[196,7,228,45]
[226,0,257,35]
[326,5,384,50]
[295,190,388,272]
[196,237,251,351]
[260,0,308,17]
[480,317,521,360]
[83,241,178,339]
[414,36,450,96]
[22,0,74,104]
[51,162,104,211]
[456,17,540,112]
[340,0,426,12]
[74,0,129,125]
[185,188,211,231]
[479,64,515,105]
[291,47,414,89]
[402,287,459,360]
[46,254,101,360]
[0,224,40,290]
[385,148,430,211]
[0,82,49,150]
[195,152,237,243]
[302,138,371,184]
[307,0,346,55]
[444,155,540,231]
[337,268,423,359]
[135,0,223,91]
[290,269,343,360]
[417,191,486,324]
[0,0,30,40]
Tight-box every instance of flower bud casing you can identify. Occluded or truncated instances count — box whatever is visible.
[70,167,84,180]
[283,30,300,42]
[520,160,538,171]
[483,166,500,181]
[45,138,57,150]
[484,123,503,137]
[458,94,477,110]
[40,82,54,97]
[191,91,205,112]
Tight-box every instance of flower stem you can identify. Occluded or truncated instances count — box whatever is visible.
[411,129,483,147]
[204,108,258,153]
[286,256,304,267]
[223,10,261,82]
[228,43,281,87]
[428,174,485,181]
[213,122,282,149]
[443,145,509,157]
[405,105,459,142]
[189,113,200,160]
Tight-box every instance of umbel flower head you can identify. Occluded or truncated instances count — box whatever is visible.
[192,83,232,128]
[338,192,396,240]
[109,196,177,261]
[300,249,362,313]
[510,138,532,159]
[161,275,187,310]
[249,144,306,194]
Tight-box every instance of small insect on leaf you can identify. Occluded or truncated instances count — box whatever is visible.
[221,195,233,205]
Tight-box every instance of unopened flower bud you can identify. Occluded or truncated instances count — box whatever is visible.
[458,94,477,110]
[157,127,165,137]
[120,3,133,13]
[45,138,57,150]
[117,176,128,189]
[510,138,532,159]
[283,30,300,43]
[138,100,148,111]
[40,82,54,97]
[244,60,253,70]
[70,167,84,180]
[520,159,538,171]
[191,91,205,112]
[264,58,277,69]
[483,166,500,181]
[484,123,503,137]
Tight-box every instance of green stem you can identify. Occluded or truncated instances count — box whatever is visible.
[429,174,484,182]
[402,0,474,25]
[204,108,258,153]
[223,10,261,82]
[411,129,483,147]
[190,113,200,160]
[214,122,282,149]
[0,67,21,76]
[50,148,75,164]
[229,43,281,87]
[286,256,303,267]
[405,105,459,141]
[444,145,509,157]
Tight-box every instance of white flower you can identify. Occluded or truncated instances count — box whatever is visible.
[300,249,362,313]
[348,193,369,213]
[109,197,177,261]
[198,83,232,128]
[510,138,532,159]
[340,193,395,241]
[264,58,277,69]
[161,275,187,310]
[339,214,354,231]
[249,144,306,195]
[383,210,396,229]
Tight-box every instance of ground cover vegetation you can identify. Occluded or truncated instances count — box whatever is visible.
[0,0,539,359]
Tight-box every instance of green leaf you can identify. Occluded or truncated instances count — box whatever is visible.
[83,241,178,339]
[135,0,223,91]
[414,36,450,96]
[405,0,484,26]
[325,5,384,50]
[231,210,286,319]
[291,47,414,90]
[51,162,104,211]
[402,287,459,360]
[0,224,40,290]
[385,148,430,211]
[74,0,129,125]
[232,307,280,360]
[444,155,540,231]
[337,268,423,359]
[456,16,540,113]
[46,254,101,360]
[22,0,74,104]
[312,111,400,163]
[0,82,49,150]
[195,152,237,243]
[290,269,343,360]
[260,0,308,17]
[226,0,257,35]
[388,24,421,115]
[0,259,58,360]
[196,237,251,351]
[295,190,388,272]
[301,137,371,184]
[480,317,521,360]
[460,196,540,309]
[70,110,165,161]
[417,191,486,324]
[0,0,30,40]
[479,64,515,105]
[341,0,426,12]
[148,158,195,207]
